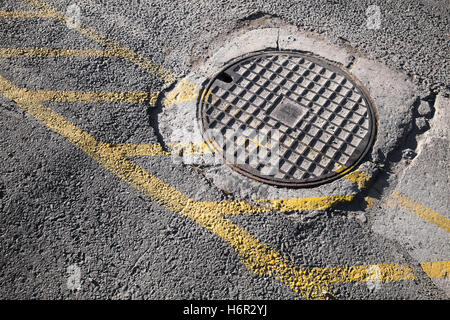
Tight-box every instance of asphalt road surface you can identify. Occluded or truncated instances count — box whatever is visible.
[0,0,449,300]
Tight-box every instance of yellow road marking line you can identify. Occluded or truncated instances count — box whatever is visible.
[163,79,200,106]
[114,142,212,157]
[118,139,372,188]
[386,191,450,233]
[162,81,216,107]
[261,195,356,212]
[341,168,372,189]
[420,261,450,279]
[29,89,158,104]
[21,1,373,190]
[200,195,356,215]
[0,85,158,105]
[318,260,449,284]
[169,141,214,156]
[23,0,177,84]
[114,144,355,214]
[0,48,118,58]
[0,10,56,18]
[112,143,170,157]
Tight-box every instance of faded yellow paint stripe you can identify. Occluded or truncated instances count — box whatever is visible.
[116,145,361,212]
[365,196,378,210]
[0,74,193,214]
[342,169,372,189]
[0,48,118,58]
[0,10,57,18]
[201,195,355,216]
[163,79,200,106]
[318,261,449,284]
[311,264,414,284]
[30,89,158,104]
[23,0,177,84]
[113,144,170,157]
[265,195,355,212]
[386,191,450,233]
[335,165,372,189]
[76,28,177,84]
[115,142,212,157]
[169,141,214,156]
[420,261,450,279]
[0,86,158,105]
[108,144,355,213]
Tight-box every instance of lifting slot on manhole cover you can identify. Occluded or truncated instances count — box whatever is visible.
[217,71,234,83]
[197,51,377,188]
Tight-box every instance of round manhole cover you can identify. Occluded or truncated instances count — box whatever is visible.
[197,51,377,187]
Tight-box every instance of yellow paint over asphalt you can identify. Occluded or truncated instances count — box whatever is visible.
[335,165,372,189]
[114,142,213,157]
[386,191,450,233]
[95,142,353,215]
[420,261,450,279]
[257,195,356,213]
[199,195,355,216]
[163,79,200,106]
[169,141,214,156]
[0,10,57,18]
[11,1,373,191]
[341,168,372,189]
[113,143,170,157]
[0,48,118,58]
[316,260,449,284]
[365,196,378,210]
[4,4,374,191]
[29,89,156,104]
[23,0,177,84]
[0,85,157,105]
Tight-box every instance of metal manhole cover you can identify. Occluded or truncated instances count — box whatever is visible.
[197,51,377,187]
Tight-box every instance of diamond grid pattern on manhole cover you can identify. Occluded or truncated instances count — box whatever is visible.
[197,51,377,187]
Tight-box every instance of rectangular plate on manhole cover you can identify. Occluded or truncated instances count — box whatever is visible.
[269,97,308,128]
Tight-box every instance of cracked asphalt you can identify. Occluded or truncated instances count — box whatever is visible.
[0,0,449,300]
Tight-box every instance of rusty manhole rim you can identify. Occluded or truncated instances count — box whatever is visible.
[197,50,378,188]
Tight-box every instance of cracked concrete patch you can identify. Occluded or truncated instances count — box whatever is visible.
[350,57,419,163]
[372,94,450,296]
[278,28,352,66]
